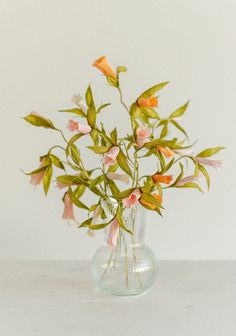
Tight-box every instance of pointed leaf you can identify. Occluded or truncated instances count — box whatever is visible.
[43,165,53,195]
[87,146,110,154]
[169,100,190,119]
[58,108,86,117]
[170,119,189,139]
[23,114,56,129]
[138,82,169,99]
[117,149,132,177]
[197,147,225,158]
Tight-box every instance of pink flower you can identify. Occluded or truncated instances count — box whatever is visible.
[107,217,119,247]
[122,188,141,208]
[92,205,101,224]
[77,123,91,134]
[136,126,151,147]
[62,192,75,220]
[176,174,202,187]
[30,158,47,186]
[103,146,120,167]
[56,180,68,189]
[174,148,193,156]
[106,172,130,185]
[67,119,79,131]
[71,94,87,112]
[30,111,41,116]
[196,157,222,169]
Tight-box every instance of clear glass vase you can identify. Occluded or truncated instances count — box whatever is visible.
[91,200,158,296]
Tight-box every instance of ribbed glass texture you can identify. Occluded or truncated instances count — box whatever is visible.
[91,201,158,296]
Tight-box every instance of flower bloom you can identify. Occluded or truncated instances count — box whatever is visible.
[176,174,202,187]
[106,172,130,185]
[140,193,162,210]
[136,126,151,147]
[30,158,47,186]
[92,205,101,224]
[92,56,117,78]
[122,189,141,208]
[157,146,174,158]
[196,157,222,169]
[71,94,87,112]
[62,192,75,220]
[152,174,173,184]
[174,148,193,156]
[103,146,120,167]
[107,217,119,247]
[67,119,91,134]
[137,97,158,108]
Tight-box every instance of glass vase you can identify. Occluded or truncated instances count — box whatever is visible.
[91,200,158,296]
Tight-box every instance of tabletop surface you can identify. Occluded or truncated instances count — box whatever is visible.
[0,260,235,336]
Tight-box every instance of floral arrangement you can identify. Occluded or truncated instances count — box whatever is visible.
[23,56,223,246]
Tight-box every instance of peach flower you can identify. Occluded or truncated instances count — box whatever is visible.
[152,174,173,185]
[136,126,151,147]
[156,146,174,158]
[103,146,120,167]
[107,217,119,247]
[138,97,158,108]
[122,189,141,208]
[140,193,162,210]
[62,192,75,221]
[106,172,130,185]
[92,56,117,78]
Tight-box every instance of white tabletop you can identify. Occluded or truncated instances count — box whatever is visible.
[0,261,235,336]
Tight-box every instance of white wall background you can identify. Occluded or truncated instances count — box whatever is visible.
[0,0,235,260]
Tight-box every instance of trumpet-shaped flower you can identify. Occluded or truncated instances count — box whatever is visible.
[138,97,158,108]
[77,123,91,134]
[103,146,120,167]
[140,193,162,210]
[30,158,47,186]
[176,174,202,186]
[92,56,117,78]
[157,146,174,158]
[62,192,75,221]
[107,217,119,247]
[106,172,130,185]
[136,126,151,147]
[67,119,91,134]
[71,94,87,112]
[122,189,141,208]
[196,157,222,169]
[152,174,173,185]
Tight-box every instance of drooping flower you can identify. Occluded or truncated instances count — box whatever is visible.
[156,146,174,158]
[106,172,130,185]
[196,157,222,170]
[107,217,119,247]
[136,126,151,147]
[92,56,117,79]
[103,146,120,167]
[140,193,162,210]
[30,158,47,186]
[67,119,79,132]
[71,94,87,112]
[62,192,75,220]
[137,97,158,108]
[92,205,101,224]
[176,174,202,187]
[122,189,141,208]
[152,174,173,185]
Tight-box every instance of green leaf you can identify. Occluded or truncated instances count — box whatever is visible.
[198,164,210,190]
[90,175,105,188]
[138,81,169,99]
[43,165,53,195]
[106,75,119,87]
[117,149,132,177]
[170,119,189,139]
[58,108,86,118]
[68,189,89,210]
[140,193,162,208]
[170,163,184,187]
[70,144,81,165]
[169,100,190,119]
[140,107,160,119]
[175,182,203,192]
[107,180,120,197]
[116,188,134,200]
[110,127,118,144]
[130,103,142,119]
[90,129,99,145]
[49,154,64,169]
[89,187,103,197]
[56,175,84,186]
[24,165,48,176]
[65,133,84,156]
[79,217,114,230]
[85,85,93,107]
[161,158,175,174]
[107,162,119,173]
[23,114,56,129]
[74,185,86,198]
[117,66,127,74]
[87,146,110,154]
[116,206,133,234]
[87,107,96,128]
[160,121,168,139]
[197,147,225,158]
[97,103,111,114]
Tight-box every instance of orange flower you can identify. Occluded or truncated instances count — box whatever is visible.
[92,56,117,78]
[152,174,173,185]
[156,146,174,158]
[137,97,158,108]
[140,193,162,210]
